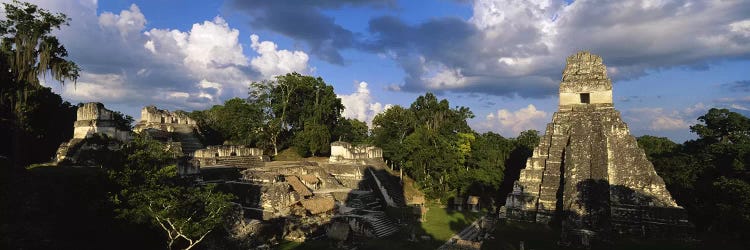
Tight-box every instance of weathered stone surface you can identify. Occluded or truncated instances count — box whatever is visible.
[133,105,203,155]
[72,102,130,141]
[192,145,267,169]
[329,141,383,163]
[136,105,196,128]
[56,102,131,163]
[326,221,350,241]
[504,51,691,245]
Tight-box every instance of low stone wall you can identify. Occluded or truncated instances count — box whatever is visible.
[329,142,383,163]
[193,145,267,168]
[610,204,692,237]
[194,145,263,158]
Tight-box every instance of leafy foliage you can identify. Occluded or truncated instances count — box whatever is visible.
[126,178,234,250]
[332,117,370,144]
[642,108,750,243]
[249,72,343,156]
[0,1,80,168]
[190,98,263,146]
[0,0,80,86]
[112,135,235,250]
[371,92,531,201]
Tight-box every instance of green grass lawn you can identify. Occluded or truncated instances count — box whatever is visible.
[272,147,303,161]
[421,202,483,242]
[274,201,484,250]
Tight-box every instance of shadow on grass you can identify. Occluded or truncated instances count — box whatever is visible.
[270,200,484,250]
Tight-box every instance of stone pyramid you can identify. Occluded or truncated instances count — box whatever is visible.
[504,51,690,244]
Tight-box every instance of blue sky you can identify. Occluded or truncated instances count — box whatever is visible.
[21,0,750,143]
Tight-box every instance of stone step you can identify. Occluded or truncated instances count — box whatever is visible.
[361,212,399,238]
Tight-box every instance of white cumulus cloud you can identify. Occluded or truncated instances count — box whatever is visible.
[626,107,692,131]
[651,116,690,131]
[372,0,750,97]
[339,81,390,125]
[250,34,310,79]
[22,0,311,115]
[98,4,146,36]
[483,104,548,136]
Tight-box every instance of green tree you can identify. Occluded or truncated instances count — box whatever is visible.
[464,132,513,195]
[249,80,286,155]
[372,105,415,166]
[296,119,331,156]
[403,126,459,197]
[332,117,369,144]
[645,108,750,245]
[515,129,540,150]
[637,135,679,161]
[409,92,473,134]
[249,73,343,155]
[128,174,234,250]
[113,135,235,250]
[390,93,476,199]
[190,98,263,146]
[0,0,79,87]
[691,108,750,144]
[0,1,80,168]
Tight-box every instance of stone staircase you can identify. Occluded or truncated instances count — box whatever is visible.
[214,156,263,168]
[346,192,383,211]
[370,169,406,206]
[173,125,203,155]
[364,211,399,238]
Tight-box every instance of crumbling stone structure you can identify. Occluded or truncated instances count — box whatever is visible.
[215,156,407,244]
[133,106,203,155]
[56,102,131,163]
[329,141,383,163]
[192,145,267,168]
[134,105,196,131]
[504,51,691,245]
[72,102,130,141]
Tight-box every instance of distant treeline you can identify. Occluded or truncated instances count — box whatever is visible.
[638,108,750,242]
[187,75,542,202]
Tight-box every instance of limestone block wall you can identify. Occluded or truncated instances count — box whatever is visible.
[193,145,266,168]
[194,145,263,158]
[558,51,613,109]
[329,142,383,163]
[134,106,197,133]
[77,102,114,121]
[559,90,612,106]
[71,102,130,141]
[140,106,196,125]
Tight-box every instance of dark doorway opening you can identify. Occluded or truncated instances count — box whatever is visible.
[580,93,590,104]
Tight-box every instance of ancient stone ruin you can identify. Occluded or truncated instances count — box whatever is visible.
[55,102,131,163]
[134,106,203,154]
[219,159,401,243]
[134,105,197,130]
[329,141,383,163]
[208,142,424,246]
[72,102,130,141]
[503,51,691,245]
[193,145,267,169]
